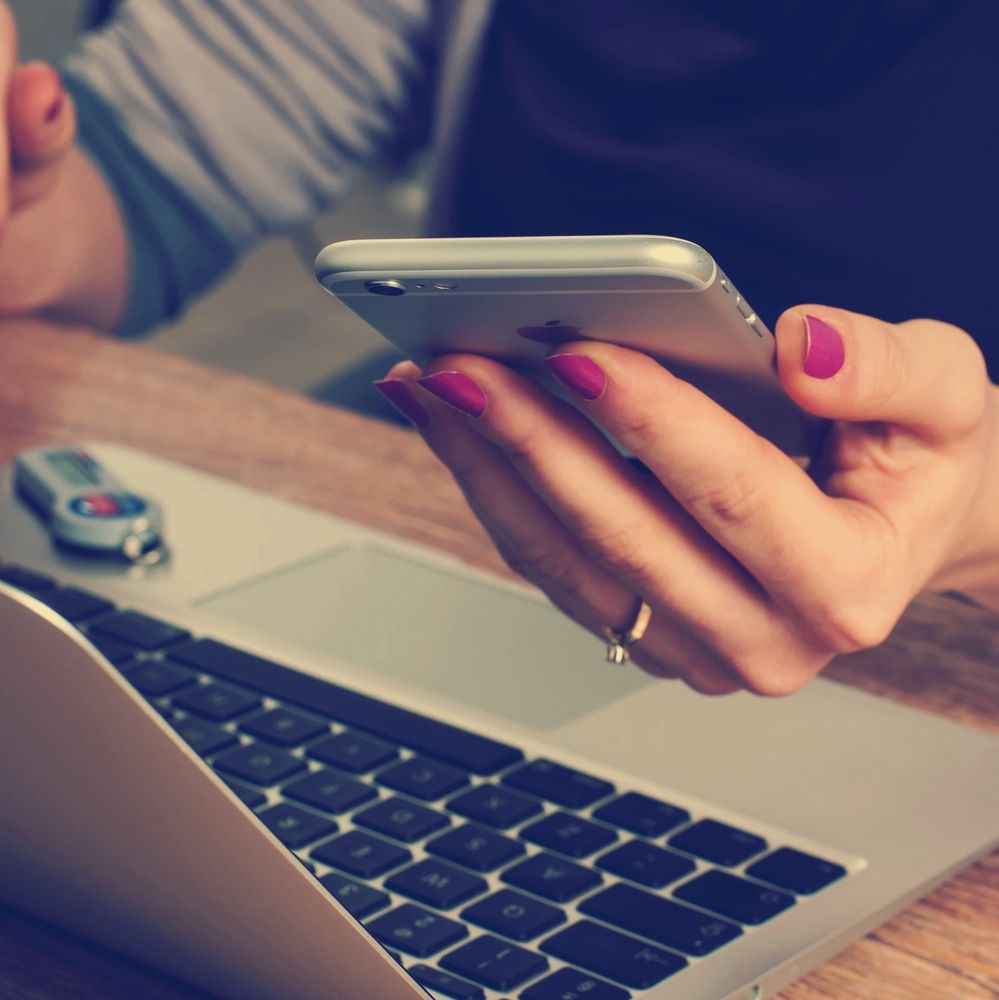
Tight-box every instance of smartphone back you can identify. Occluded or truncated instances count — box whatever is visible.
[316,236,819,455]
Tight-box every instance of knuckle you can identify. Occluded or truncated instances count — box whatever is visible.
[720,632,830,698]
[676,462,767,529]
[576,518,658,582]
[812,598,896,655]
[500,537,586,601]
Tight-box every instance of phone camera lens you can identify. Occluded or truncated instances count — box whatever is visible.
[365,279,407,296]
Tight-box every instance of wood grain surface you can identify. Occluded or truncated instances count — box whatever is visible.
[0,320,996,1000]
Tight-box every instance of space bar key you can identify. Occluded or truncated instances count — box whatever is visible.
[167,638,522,775]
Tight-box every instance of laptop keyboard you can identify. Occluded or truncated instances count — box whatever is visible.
[0,564,850,999]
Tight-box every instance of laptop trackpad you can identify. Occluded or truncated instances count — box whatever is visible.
[196,545,652,729]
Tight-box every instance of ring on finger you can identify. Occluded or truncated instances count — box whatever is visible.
[604,598,653,665]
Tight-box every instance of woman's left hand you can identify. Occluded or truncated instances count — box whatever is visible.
[376,306,999,696]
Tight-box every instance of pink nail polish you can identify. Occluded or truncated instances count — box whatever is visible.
[803,315,845,379]
[44,93,64,125]
[417,371,487,417]
[373,378,429,428]
[544,353,606,400]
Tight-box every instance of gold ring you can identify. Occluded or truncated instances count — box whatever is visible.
[603,599,653,665]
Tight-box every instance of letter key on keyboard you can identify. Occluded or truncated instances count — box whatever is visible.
[520,812,617,858]
[593,791,689,837]
[426,823,524,872]
[595,840,696,888]
[386,859,488,909]
[668,818,767,866]
[446,784,542,829]
[460,889,564,942]
[501,852,602,902]
[377,756,469,801]
[353,797,450,842]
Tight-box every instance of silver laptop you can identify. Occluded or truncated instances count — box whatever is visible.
[1,443,997,1000]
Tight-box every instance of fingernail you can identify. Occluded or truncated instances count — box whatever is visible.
[544,353,606,400]
[44,92,64,125]
[803,314,845,379]
[373,378,429,428]
[417,371,487,417]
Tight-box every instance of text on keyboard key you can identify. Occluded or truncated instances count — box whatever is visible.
[541,921,686,990]
[502,759,614,809]
[386,859,488,910]
[500,852,602,903]
[353,796,450,843]
[745,847,847,895]
[426,823,524,872]
[319,873,390,920]
[307,731,399,772]
[377,756,470,801]
[222,780,266,809]
[367,904,467,958]
[312,829,411,878]
[239,708,327,747]
[440,935,548,991]
[256,803,338,849]
[460,889,564,942]
[282,769,377,814]
[446,783,542,829]
[593,792,689,838]
[674,870,795,925]
[408,964,484,1000]
[595,840,695,889]
[579,883,741,956]
[171,717,238,757]
[521,966,630,1000]
[213,744,306,786]
[125,660,198,697]
[668,818,767,867]
[172,683,262,722]
[520,812,617,859]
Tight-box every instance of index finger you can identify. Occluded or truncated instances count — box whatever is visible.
[543,343,870,608]
[0,2,18,220]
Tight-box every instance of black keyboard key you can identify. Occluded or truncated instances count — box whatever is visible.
[283,769,377,814]
[461,889,564,942]
[520,812,617,859]
[579,884,741,957]
[541,921,686,990]
[173,683,262,722]
[441,935,548,991]
[674,870,795,925]
[377,756,470,801]
[367,904,467,958]
[502,759,613,810]
[169,639,522,774]
[239,708,327,747]
[319,873,390,919]
[595,840,695,889]
[308,731,399,773]
[745,847,847,895]
[90,610,189,650]
[521,967,630,1000]
[125,660,199,697]
[354,797,450,843]
[213,744,306,786]
[88,634,139,666]
[386,859,488,909]
[668,819,767,867]
[409,965,484,1000]
[257,803,337,849]
[223,780,267,809]
[427,823,524,872]
[0,565,56,592]
[312,830,411,878]
[501,852,601,903]
[447,783,542,829]
[43,587,114,622]
[593,792,689,838]
[172,716,238,757]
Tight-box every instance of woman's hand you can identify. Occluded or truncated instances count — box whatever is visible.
[376,306,999,696]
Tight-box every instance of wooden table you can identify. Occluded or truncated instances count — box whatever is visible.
[0,320,996,1000]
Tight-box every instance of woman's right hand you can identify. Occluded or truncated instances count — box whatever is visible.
[0,2,127,328]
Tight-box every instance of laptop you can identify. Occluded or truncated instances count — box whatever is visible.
[1,442,997,1000]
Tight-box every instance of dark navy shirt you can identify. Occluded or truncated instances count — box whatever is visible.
[452,1,998,376]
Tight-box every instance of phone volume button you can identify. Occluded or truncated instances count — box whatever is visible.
[735,296,755,319]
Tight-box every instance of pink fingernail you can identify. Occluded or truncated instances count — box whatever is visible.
[373,378,429,428]
[44,92,64,125]
[417,371,487,417]
[544,353,606,400]
[803,314,845,379]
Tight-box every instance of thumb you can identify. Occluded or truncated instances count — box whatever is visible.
[8,61,76,209]
[775,305,990,443]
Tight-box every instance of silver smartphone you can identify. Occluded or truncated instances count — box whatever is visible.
[315,235,821,455]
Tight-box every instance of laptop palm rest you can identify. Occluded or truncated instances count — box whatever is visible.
[194,545,652,729]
